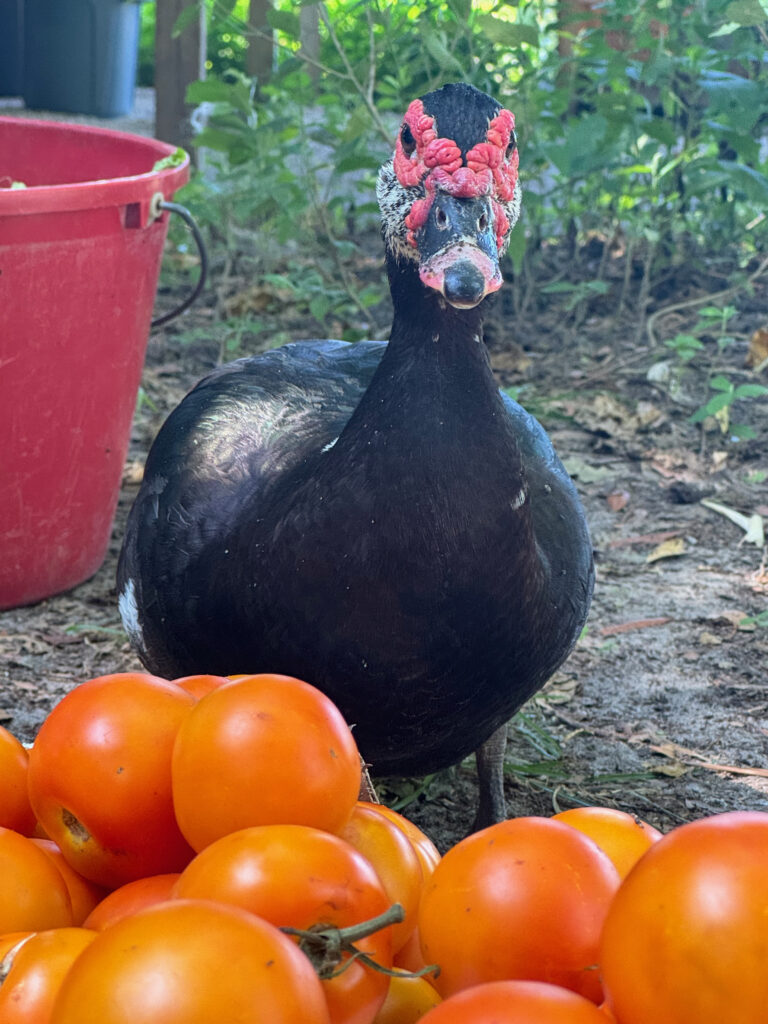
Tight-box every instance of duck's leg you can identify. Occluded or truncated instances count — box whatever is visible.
[472,723,509,831]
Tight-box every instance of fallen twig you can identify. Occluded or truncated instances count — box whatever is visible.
[599,618,673,636]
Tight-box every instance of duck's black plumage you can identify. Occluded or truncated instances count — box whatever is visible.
[119,83,594,824]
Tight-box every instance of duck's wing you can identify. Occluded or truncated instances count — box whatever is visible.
[140,339,386,489]
[118,339,386,664]
[501,390,595,622]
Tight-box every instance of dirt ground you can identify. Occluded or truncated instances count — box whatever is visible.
[1,240,767,853]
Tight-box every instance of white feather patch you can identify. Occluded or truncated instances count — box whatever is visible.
[118,578,145,654]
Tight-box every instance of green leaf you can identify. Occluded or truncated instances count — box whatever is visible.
[267,8,301,38]
[690,391,734,421]
[710,375,734,392]
[334,154,380,174]
[505,224,527,275]
[716,161,768,202]
[152,147,187,172]
[734,384,768,398]
[186,78,240,105]
[710,21,743,35]
[729,423,758,439]
[475,14,539,48]
[421,29,465,75]
[540,281,578,294]
[725,0,767,25]
[172,3,201,38]
[700,71,765,131]
[309,294,331,320]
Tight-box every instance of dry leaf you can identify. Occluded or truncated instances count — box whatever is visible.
[491,343,532,375]
[562,456,614,483]
[652,761,689,778]
[224,283,293,318]
[701,499,765,547]
[710,451,729,473]
[563,393,664,441]
[645,448,705,483]
[606,489,630,512]
[600,617,672,636]
[746,327,768,369]
[647,537,686,563]
[717,609,756,632]
[609,529,682,549]
[122,460,145,486]
[698,630,722,646]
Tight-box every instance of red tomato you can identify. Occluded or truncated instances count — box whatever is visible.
[30,839,108,925]
[600,811,768,1024]
[171,674,231,700]
[372,975,442,1023]
[83,873,180,930]
[418,980,612,1022]
[0,827,73,932]
[49,899,330,1024]
[337,802,424,952]
[173,824,393,1024]
[0,927,96,1023]
[418,817,620,1002]
[27,673,196,888]
[371,805,441,879]
[0,725,36,835]
[171,674,361,851]
[553,807,662,879]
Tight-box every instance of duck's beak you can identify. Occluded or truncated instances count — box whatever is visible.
[416,194,502,309]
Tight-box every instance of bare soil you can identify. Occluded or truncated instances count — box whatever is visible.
[2,245,767,854]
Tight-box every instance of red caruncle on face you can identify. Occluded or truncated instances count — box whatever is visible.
[393,99,519,252]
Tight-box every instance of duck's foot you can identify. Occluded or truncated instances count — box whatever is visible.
[471,723,509,832]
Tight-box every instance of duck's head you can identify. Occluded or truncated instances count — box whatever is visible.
[377,82,521,310]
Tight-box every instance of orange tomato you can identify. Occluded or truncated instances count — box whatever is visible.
[0,827,73,932]
[338,802,424,952]
[600,811,768,1024]
[83,873,180,930]
[393,927,436,979]
[171,674,231,700]
[30,839,108,925]
[0,725,36,835]
[371,805,441,879]
[49,899,330,1024]
[418,980,612,1022]
[0,927,96,1023]
[27,673,196,888]
[553,807,662,879]
[173,824,393,1024]
[418,817,620,1003]
[372,975,442,1023]
[0,933,33,959]
[171,674,361,851]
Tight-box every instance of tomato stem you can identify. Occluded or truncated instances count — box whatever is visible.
[281,903,440,981]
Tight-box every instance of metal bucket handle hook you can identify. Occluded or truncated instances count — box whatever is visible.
[149,191,208,328]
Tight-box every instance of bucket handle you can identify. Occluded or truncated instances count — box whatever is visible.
[149,193,209,329]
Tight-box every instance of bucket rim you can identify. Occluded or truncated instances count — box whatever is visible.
[0,116,190,215]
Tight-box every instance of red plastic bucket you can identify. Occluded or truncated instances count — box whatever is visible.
[0,118,190,609]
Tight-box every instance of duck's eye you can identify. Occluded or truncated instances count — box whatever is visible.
[505,130,517,160]
[400,123,416,157]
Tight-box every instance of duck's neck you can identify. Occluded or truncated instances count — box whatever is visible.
[366,255,502,421]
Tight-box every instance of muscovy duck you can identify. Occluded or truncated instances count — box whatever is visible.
[118,83,594,828]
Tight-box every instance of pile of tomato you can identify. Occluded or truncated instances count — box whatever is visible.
[1,670,767,1024]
